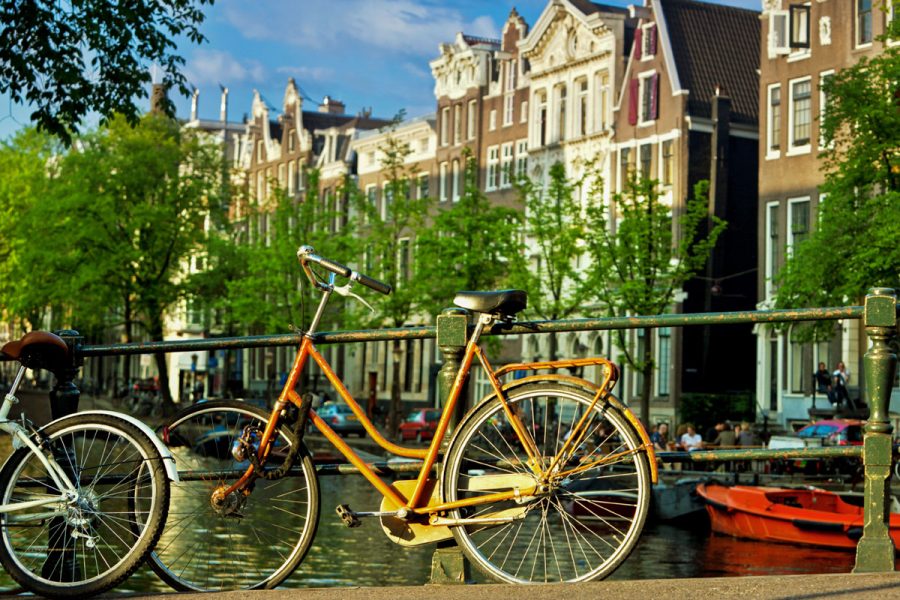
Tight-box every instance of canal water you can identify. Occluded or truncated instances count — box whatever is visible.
[108,474,860,594]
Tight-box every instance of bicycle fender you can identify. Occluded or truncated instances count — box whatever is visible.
[57,410,179,482]
[471,375,659,484]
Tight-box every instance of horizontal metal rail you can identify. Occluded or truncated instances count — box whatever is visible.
[661,446,863,462]
[76,305,864,356]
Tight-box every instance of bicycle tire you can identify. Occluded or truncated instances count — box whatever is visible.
[441,381,651,584]
[149,400,320,592]
[0,413,169,598]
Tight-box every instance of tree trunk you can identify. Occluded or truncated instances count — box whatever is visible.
[388,338,402,439]
[639,326,654,427]
[149,313,175,413]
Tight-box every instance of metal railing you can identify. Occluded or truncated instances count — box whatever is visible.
[24,288,900,574]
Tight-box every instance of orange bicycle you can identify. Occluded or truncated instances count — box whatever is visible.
[149,245,657,591]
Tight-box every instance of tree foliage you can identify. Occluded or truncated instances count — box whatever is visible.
[415,151,523,318]
[585,174,724,425]
[0,0,212,143]
[776,15,900,310]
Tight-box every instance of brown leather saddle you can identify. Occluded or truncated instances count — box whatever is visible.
[0,331,70,373]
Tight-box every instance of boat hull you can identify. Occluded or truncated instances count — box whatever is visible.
[696,484,900,551]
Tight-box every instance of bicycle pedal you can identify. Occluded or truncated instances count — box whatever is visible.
[336,504,361,528]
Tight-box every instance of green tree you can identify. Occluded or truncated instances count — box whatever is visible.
[23,113,224,409]
[513,162,592,361]
[415,151,523,318]
[776,13,900,310]
[351,131,431,437]
[0,128,61,332]
[0,0,212,143]
[585,175,724,425]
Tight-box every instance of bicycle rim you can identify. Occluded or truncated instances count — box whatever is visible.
[150,401,319,592]
[0,414,168,597]
[442,382,651,584]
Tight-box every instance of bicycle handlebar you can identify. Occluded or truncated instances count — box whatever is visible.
[297,245,392,295]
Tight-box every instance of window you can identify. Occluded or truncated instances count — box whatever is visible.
[418,173,429,199]
[536,91,548,146]
[789,77,812,151]
[287,161,295,195]
[661,139,674,185]
[639,72,659,124]
[575,78,589,137]
[818,71,834,148]
[503,93,514,126]
[366,185,378,215]
[257,140,264,162]
[506,59,516,91]
[619,147,634,189]
[278,163,285,188]
[486,146,499,191]
[767,84,782,156]
[439,162,448,201]
[515,139,528,179]
[596,71,610,131]
[768,10,790,57]
[382,185,394,220]
[639,143,652,178]
[788,197,810,249]
[765,201,780,296]
[500,142,514,189]
[657,327,670,396]
[288,134,296,153]
[467,100,476,140]
[789,326,811,393]
[520,100,528,123]
[790,4,810,49]
[641,24,657,58]
[440,107,449,146]
[451,159,460,201]
[489,109,497,131]
[453,104,461,145]
[857,0,873,46]
[555,84,567,142]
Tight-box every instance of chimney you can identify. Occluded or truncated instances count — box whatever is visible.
[220,85,229,122]
[318,95,345,114]
[150,83,168,114]
[190,88,199,121]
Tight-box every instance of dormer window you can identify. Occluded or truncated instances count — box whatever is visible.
[640,24,657,59]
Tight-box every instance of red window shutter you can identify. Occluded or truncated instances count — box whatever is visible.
[650,73,659,120]
[648,25,657,56]
[634,27,643,60]
[629,78,639,125]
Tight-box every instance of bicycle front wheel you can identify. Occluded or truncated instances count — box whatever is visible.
[442,382,651,584]
[149,400,319,592]
[0,413,169,598]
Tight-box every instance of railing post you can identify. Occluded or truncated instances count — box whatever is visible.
[430,308,470,585]
[49,329,83,419]
[854,288,896,573]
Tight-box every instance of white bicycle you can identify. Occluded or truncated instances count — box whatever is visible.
[0,331,176,597]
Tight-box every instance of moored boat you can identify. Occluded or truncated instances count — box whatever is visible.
[696,483,900,550]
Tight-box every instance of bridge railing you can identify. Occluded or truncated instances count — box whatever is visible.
[30,288,900,574]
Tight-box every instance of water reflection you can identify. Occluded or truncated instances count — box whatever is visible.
[6,475,877,594]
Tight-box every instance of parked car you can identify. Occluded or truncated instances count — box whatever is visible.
[317,402,366,437]
[796,419,863,446]
[399,408,441,443]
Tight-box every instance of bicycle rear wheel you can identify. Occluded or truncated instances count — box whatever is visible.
[149,400,319,591]
[0,413,169,598]
[441,382,651,584]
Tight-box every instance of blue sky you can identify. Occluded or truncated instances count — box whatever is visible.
[0,0,760,139]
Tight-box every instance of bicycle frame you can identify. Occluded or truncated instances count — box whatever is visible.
[221,310,655,517]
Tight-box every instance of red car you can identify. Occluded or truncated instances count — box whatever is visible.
[399,408,441,443]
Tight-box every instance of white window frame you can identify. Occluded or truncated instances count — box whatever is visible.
[520,99,528,123]
[640,23,655,60]
[515,139,528,180]
[417,172,429,200]
[787,76,812,155]
[503,93,514,127]
[489,109,497,131]
[440,107,449,146]
[766,83,782,159]
[575,77,589,137]
[535,90,548,146]
[500,142,514,189]
[638,142,653,179]
[451,159,461,202]
[595,70,610,132]
[768,10,790,58]
[659,138,675,187]
[381,184,393,221]
[818,70,834,150]
[287,161,295,195]
[889,1,898,45]
[439,162,448,201]
[453,104,461,145]
[467,100,477,140]
[655,327,671,397]
[486,145,499,192]
[638,70,657,126]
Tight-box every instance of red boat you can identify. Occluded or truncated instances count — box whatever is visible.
[696,483,900,550]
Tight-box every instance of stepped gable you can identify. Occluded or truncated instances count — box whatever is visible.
[663,0,760,124]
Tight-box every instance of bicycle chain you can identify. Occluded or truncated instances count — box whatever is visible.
[247,399,310,481]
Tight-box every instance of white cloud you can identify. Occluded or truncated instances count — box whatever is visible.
[275,65,334,82]
[219,0,499,56]
[184,49,267,87]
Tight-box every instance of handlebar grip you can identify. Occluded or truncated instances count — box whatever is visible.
[317,257,352,278]
[353,272,392,295]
